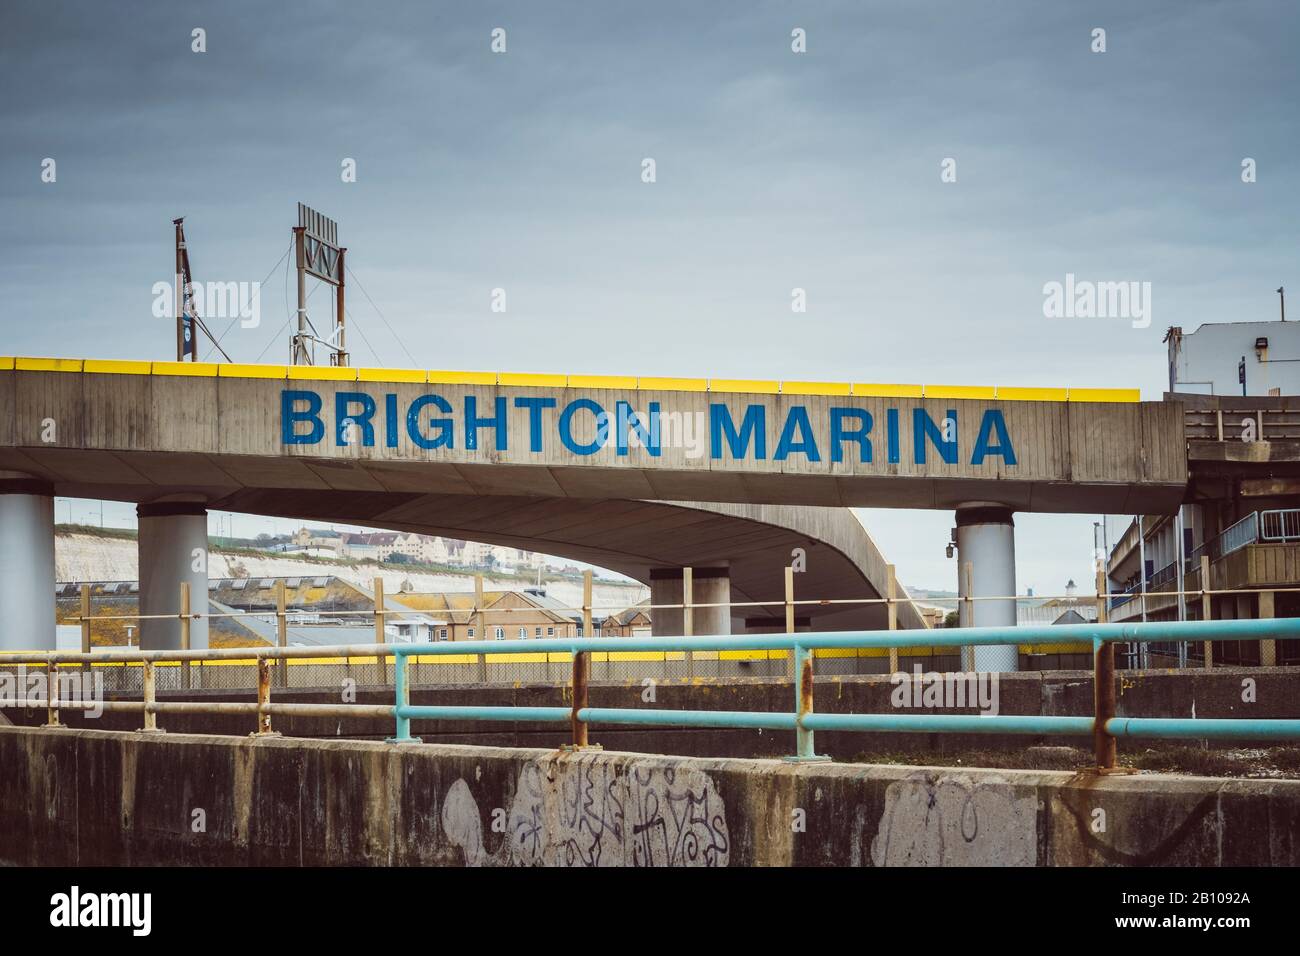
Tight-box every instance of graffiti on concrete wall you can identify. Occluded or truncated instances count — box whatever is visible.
[442,754,730,867]
[870,770,1037,867]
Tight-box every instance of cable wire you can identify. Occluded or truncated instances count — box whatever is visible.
[203,238,293,361]
[345,306,385,366]
[345,264,418,366]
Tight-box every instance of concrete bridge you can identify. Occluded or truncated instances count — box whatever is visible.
[0,358,1188,658]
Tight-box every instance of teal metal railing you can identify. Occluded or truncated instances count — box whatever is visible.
[388,616,1300,768]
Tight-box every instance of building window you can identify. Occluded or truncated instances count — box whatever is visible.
[467,627,475,639]
[438,628,448,641]
[535,626,542,638]
[494,626,505,641]
[546,627,555,637]
[518,627,527,639]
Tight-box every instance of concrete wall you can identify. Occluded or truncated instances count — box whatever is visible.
[2,725,1296,866]
[6,667,1294,760]
[0,367,1187,513]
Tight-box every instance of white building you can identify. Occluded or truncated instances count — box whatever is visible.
[1166,319,1300,396]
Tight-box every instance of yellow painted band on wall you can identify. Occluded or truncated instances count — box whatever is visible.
[853,383,924,398]
[1067,388,1141,403]
[152,361,220,377]
[996,386,1069,402]
[84,359,152,375]
[1021,642,1090,654]
[218,364,287,379]
[710,378,781,395]
[359,367,426,383]
[637,376,709,392]
[924,385,997,400]
[427,370,497,386]
[719,649,776,661]
[781,381,853,396]
[17,357,83,372]
[478,652,550,664]
[499,372,567,388]
[568,374,638,390]
[9,357,1144,405]
[287,365,358,382]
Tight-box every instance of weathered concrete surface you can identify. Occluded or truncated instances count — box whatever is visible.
[7,667,1295,760]
[0,367,1187,513]
[1,725,1296,866]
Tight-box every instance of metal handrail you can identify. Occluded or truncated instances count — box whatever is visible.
[8,618,1300,771]
[386,617,1300,766]
[1260,508,1300,543]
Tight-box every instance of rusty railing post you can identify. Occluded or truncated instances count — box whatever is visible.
[42,660,60,728]
[253,657,278,736]
[1095,568,1108,626]
[961,560,974,671]
[683,566,694,679]
[179,581,191,690]
[1260,590,1278,666]
[569,647,590,749]
[474,574,487,683]
[275,579,288,687]
[583,568,593,641]
[568,570,595,750]
[796,644,813,757]
[1200,555,1213,669]
[1092,569,1118,769]
[786,642,827,762]
[79,584,91,675]
[1093,637,1118,770]
[374,576,388,685]
[886,564,898,675]
[1092,580,1119,775]
[784,564,795,678]
[139,660,163,733]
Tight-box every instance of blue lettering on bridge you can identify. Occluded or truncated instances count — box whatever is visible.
[280,389,1017,465]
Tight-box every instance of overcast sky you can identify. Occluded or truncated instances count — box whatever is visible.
[3,1,1297,594]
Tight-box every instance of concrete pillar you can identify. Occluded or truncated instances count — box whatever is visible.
[650,567,731,636]
[138,502,209,650]
[0,475,56,651]
[956,504,1018,672]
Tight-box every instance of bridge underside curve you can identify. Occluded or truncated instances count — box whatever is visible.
[218,491,925,632]
[31,476,924,631]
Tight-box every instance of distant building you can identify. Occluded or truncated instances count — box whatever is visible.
[294,526,343,550]
[1166,320,1300,396]
[383,586,587,642]
[1017,584,1098,627]
[1103,318,1300,667]
[601,600,652,637]
[289,526,556,574]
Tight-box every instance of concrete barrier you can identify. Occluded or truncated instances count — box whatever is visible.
[1,725,1297,866]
